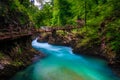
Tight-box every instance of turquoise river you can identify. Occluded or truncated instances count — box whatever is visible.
[11,38,120,80]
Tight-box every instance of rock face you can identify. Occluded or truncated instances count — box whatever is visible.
[0,35,43,80]
[38,33,105,58]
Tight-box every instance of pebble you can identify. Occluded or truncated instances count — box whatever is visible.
[0,64,4,70]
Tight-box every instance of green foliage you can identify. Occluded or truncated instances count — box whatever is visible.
[35,3,53,27]
[0,0,29,26]
[105,19,120,53]
[52,0,75,26]
[0,0,45,27]
[0,0,119,56]
[18,47,22,54]
[0,51,4,59]
[12,60,23,66]
[50,0,119,55]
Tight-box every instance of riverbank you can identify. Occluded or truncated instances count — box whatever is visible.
[0,35,43,80]
[0,31,119,80]
[37,32,120,77]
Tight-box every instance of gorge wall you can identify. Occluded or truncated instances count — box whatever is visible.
[0,35,40,80]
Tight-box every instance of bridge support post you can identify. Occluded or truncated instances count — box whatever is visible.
[51,29,56,37]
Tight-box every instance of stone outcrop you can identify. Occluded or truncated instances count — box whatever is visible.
[0,35,43,80]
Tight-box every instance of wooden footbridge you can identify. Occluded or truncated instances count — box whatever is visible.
[0,25,81,41]
[37,25,81,33]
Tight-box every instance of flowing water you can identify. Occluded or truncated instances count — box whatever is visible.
[11,39,120,80]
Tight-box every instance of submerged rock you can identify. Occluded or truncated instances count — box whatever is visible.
[0,64,4,69]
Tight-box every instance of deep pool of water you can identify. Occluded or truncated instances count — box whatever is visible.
[11,39,120,80]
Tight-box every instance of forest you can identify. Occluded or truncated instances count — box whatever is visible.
[0,0,120,80]
[1,0,119,60]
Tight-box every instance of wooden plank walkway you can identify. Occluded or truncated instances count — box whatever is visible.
[37,26,81,32]
[0,25,81,41]
[0,28,36,41]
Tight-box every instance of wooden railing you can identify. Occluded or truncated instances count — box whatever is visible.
[37,26,81,33]
[0,25,82,40]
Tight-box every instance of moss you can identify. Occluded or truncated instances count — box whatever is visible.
[18,47,22,54]
[0,51,5,59]
[12,60,23,67]
[76,38,90,48]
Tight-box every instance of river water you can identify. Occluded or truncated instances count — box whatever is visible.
[11,39,120,80]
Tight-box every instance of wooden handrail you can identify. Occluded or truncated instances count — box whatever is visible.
[0,25,81,41]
